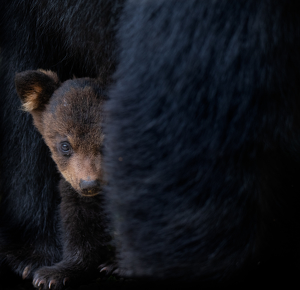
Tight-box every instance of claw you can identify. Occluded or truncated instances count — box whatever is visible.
[38,280,45,287]
[98,264,104,269]
[33,278,39,287]
[49,280,56,289]
[63,277,69,286]
[22,265,31,279]
[100,266,107,273]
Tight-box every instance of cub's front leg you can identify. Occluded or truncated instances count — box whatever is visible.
[33,180,113,290]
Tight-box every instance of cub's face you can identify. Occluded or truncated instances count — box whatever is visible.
[15,70,107,197]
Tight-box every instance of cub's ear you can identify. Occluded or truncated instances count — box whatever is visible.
[15,69,61,112]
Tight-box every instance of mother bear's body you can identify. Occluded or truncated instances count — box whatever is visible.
[0,0,300,286]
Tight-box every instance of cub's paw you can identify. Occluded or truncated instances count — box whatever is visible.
[4,247,61,280]
[99,262,120,276]
[33,266,70,290]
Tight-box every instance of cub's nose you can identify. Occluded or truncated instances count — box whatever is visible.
[79,179,101,190]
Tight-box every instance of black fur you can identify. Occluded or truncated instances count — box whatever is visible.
[14,70,113,290]
[33,180,112,290]
[0,0,124,280]
[104,0,300,281]
[2,0,300,286]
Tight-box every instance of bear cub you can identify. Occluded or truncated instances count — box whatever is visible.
[15,70,112,290]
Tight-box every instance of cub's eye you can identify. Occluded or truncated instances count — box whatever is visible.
[59,141,72,156]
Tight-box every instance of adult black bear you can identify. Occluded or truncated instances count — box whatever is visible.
[0,0,124,282]
[104,0,300,283]
[1,0,300,287]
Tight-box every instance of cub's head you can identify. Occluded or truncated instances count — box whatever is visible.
[15,69,107,197]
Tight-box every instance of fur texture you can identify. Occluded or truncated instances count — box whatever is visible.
[0,0,124,281]
[104,0,300,281]
[15,70,111,290]
[2,0,300,286]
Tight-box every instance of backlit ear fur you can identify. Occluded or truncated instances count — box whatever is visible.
[15,69,61,112]
[15,69,61,133]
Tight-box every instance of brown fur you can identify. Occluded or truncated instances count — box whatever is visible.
[15,70,112,289]
[41,86,106,195]
[16,70,106,197]
[15,69,61,133]
[21,85,43,111]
